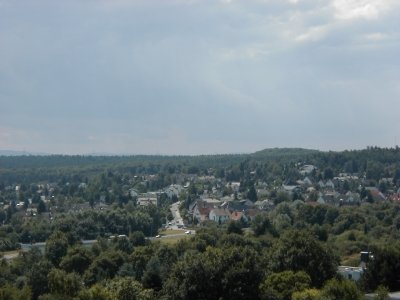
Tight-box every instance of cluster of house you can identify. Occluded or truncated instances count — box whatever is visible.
[2,162,400,225]
[190,198,268,224]
[134,191,159,207]
[131,184,185,207]
[281,165,396,206]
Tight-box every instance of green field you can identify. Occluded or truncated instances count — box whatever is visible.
[159,229,186,235]
[160,235,189,244]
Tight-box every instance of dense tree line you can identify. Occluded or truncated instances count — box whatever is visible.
[2,207,400,299]
[0,226,342,299]
[1,147,399,184]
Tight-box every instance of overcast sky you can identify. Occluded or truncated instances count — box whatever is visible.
[1,0,399,155]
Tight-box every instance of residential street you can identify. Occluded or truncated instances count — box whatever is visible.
[169,201,184,229]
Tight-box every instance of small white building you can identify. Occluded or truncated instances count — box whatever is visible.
[338,266,364,281]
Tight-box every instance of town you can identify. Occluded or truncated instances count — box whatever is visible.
[1,147,400,299]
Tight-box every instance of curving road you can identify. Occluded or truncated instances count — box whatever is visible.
[168,201,184,229]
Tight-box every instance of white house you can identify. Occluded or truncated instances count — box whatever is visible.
[209,208,231,223]
[325,180,335,190]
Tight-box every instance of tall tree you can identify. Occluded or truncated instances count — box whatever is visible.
[320,278,363,300]
[361,243,400,292]
[259,271,311,300]
[269,230,339,287]
[45,231,69,266]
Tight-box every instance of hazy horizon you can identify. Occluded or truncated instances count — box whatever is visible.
[1,0,399,155]
[0,145,395,157]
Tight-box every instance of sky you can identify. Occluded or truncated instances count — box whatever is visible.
[0,0,399,155]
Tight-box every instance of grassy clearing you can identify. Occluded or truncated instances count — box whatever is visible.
[159,235,188,245]
[1,250,20,256]
[0,250,21,260]
[159,229,186,235]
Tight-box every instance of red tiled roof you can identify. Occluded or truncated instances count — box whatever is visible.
[197,207,212,216]
[231,211,244,221]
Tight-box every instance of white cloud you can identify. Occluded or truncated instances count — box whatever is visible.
[364,32,389,41]
[333,0,394,20]
[295,25,329,42]
[0,0,399,153]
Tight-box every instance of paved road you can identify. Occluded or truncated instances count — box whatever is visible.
[168,201,184,229]
[20,242,46,252]
[19,240,98,252]
[2,240,99,260]
[149,232,192,240]
[1,243,46,260]
[365,292,400,299]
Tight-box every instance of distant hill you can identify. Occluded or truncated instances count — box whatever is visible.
[0,150,48,156]
[1,147,400,184]
[0,148,320,158]
[251,148,320,159]
[0,150,31,156]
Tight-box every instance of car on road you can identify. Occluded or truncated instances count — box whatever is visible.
[185,230,191,234]
[155,235,161,238]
